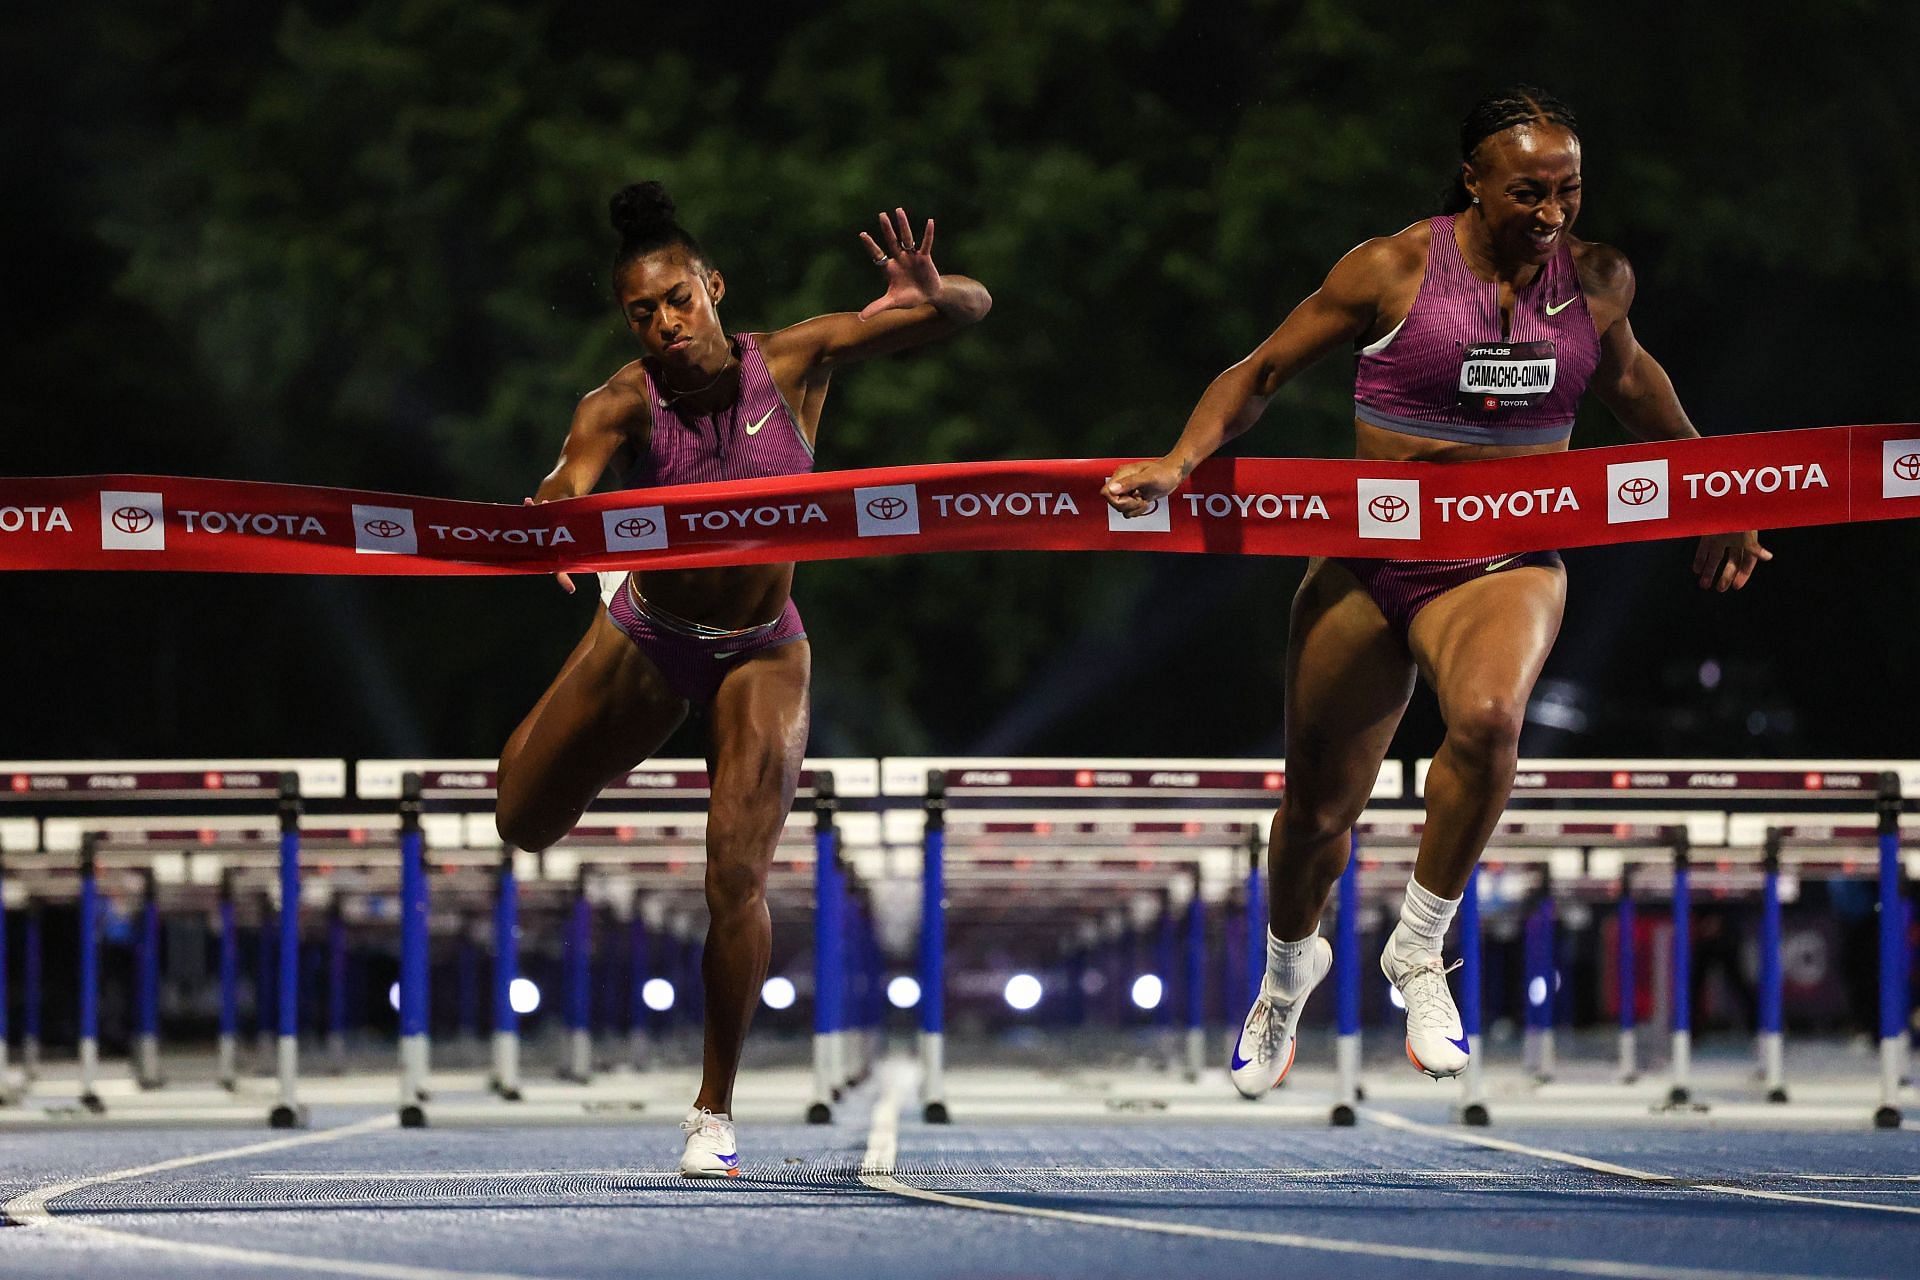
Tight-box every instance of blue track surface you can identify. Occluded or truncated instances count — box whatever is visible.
[4,1092,1918,1279]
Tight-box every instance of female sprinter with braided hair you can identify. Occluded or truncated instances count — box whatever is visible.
[496,183,989,1173]
[1105,86,1767,1097]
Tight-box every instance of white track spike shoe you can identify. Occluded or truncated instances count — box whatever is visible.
[679,1107,741,1178]
[1228,936,1331,1099]
[1381,944,1470,1079]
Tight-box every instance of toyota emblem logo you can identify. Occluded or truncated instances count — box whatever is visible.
[866,496,908,521]
[614,516,657,538]
[1616,476,1659,506]
[112,506,154,534]
[1140,497,1162,517]
[1896,452,1920,481]
[1367,494,1410,523]
[362,518,405,539]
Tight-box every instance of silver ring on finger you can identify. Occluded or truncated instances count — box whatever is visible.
[872,253,890,265]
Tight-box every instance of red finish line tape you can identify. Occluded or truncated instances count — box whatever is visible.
[3,424,1917,575]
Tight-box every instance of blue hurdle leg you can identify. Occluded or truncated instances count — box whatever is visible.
[1760,832,1788,1102]
[492,850,521,1097]
[808,772,841,1124]
[1332,833,1361,1123]
[217,876,238,1088]
[1668,834,1694,1107]
[1875,772,1907,1127]
[397,774,429,1125]
[919,771,948,1120]
[1455,867,1487,1123]
[78,836,102,1111]
[270,774,307,1127]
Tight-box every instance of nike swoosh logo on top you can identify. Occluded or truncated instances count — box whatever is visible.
[1483,555,1523,574]
[1545,297,1576,316]
[743,407,778,435]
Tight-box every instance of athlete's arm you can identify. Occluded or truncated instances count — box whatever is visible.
[763,209,992,377]
[1585,246,1770,591]
[1103,237,1397,515]
[528,383,647,593]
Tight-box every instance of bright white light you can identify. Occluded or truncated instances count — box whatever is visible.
[1130,974,1164,1010]
[509,977,541,1015]
[761,976,796,1010]
[1528,976,1548,1007]
[1387,982,1407,1011]
[642,978,676,1012]
[387,981,400,1012]
[1003,973,1043,1011]
[887,975,922,1009]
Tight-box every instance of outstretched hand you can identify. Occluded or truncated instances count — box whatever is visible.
[1692,530,1771,592]
[857,207,941,320]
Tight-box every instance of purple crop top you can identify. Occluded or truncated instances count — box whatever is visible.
[1353,216,1601,446]
[626,332,815,487]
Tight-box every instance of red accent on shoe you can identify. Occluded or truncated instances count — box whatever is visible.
[1273,1037,1299,1088]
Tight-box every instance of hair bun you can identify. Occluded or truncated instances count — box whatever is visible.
[609,181,677,240]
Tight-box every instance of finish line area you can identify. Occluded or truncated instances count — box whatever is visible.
[1,757,1917,1278]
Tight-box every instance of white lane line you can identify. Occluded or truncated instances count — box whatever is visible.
[1365,1107,1920,1217]
[3,1114,549,1280]
[853,1067,1834,1280]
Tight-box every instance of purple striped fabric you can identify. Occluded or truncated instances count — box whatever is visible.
[1336,551,1564,635]
[625,333,815,488]
[1353,216,1600,446]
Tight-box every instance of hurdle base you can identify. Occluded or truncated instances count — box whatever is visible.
[1874,1105,1903,1129]
[1329,1103,1356,1127]
[1454,1102,1490,1126]
[269,1103,310,1130]
[1766,1086,1790,1104]
[806,1101,833,1125]
[1666,1085,1691,1105]
[923,1100,950,1124]
[79,1092,105,1114]
[399,1103,429,1128]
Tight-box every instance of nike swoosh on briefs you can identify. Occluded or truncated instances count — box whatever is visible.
[1544,297,1576,316]
[1483,555,1523,573]
[743,406,778,435]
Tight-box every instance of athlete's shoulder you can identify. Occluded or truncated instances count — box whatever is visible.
[579,362,653,434]
[1570,238,1635,303]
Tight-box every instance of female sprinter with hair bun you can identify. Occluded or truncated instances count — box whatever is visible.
[496,182,990,1175]
[1105,86,1766,1099]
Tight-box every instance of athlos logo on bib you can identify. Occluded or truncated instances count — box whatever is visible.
[1458,340,1557,413]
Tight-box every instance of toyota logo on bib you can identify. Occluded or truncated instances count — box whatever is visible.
[865,496,909,521]
[613,515,657,539]
[362,518,404,539]
[1897,453,1920,481]
[112,506,154,534]
[1367,494,1409,523]
[1616,476,1659,506]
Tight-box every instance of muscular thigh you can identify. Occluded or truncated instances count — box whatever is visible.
[1282,559,1418,812]
[497,609,688,840]
[706,639,812,872]
[1406,564,1566,725]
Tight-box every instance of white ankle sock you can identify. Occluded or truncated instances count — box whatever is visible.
[1390,876,1461,959]
[1264,929,1319,997]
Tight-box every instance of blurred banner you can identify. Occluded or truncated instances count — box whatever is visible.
[2,424,1916,574]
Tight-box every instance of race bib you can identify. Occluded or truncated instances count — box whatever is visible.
[1457,340,1557,414]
